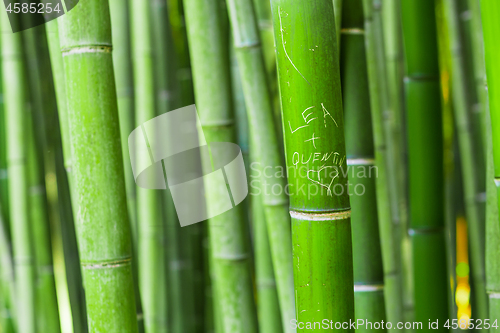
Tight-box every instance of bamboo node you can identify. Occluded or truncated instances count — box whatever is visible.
[353,284,384,292]
[290,209,351,221]
[340,28,365,35]
[489,292,500,299]
[346,158,375,166]
[62,45,113,56]
[234,41,261,49]
[81,257,132,270]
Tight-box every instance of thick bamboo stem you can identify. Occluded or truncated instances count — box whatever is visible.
[270,0,354,330]
[59,0,139,330]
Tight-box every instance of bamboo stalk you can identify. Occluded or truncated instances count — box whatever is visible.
[59,0,139,330]
[21,22,62,333]
[443,0,488,319]
[226,1,297,331]
[380,0,414,322]
[109,0,137,252]
[363,0,405,327]
[0,30,14,333]
[150,1,197,331]
[0,52,9,242]
[334,0,342,51]
[129,0,169,331]
[269,0,354,330]
[485,104,500,327]
[436,2,460,325]
[481,0,500,226]
[184,0,258,331]
[341,0,386,327]
[1,8,36,333]
[45,19,88,333]
[252,168,282,333]
[481,0,500,322]
[0,204,15,333]
[466,0,487,154]
[401,0,450,324]
[26,108,61,333]
[108,1,146,330]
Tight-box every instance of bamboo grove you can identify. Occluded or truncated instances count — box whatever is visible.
[1,0,500,332]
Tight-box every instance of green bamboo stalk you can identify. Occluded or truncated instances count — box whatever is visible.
[0,29,14,333]
[485,104,500,329]
[381,0,414,323]
[482,0,500,323]
[252,170,282,333]
[130,0,168,331]
[164,5,205,328]
[363,0,405,327]
[108,1,145,330]
[0,204,15,333]
[481,0,500,228]
[59,0,139,330]
[341,0,386,327]
[227,1,297,331]
[150,1,196,331]
[401,0,450,325]
[21,22,62,333]
[269,0,354,330]
[443,0,488,319]
[184,0,258,331]
[466,0,487,154]
[45,19,88,333]
[26,109,61,333]
[334,0,342,51]
[1,8,36,333]
[109,0,137,252]
[436,2,460,326]
[167,0,195,107]
[0,44,9,243]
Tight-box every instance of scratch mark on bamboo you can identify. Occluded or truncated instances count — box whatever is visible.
[304,133,320,149]
[306,164,338,196]
[288,121,308,134]
[302,106,317,124]
[322,103,338,127]
[278,6,311,85]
